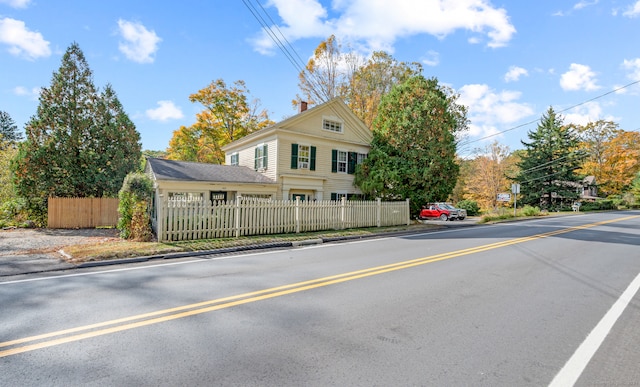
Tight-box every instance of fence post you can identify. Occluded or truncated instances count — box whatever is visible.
[340,196,346,229]
[376,198,381,227]
[295,197,300,234]
[157,194,165,242]
[406,198,411,225]
[235,199,241,238]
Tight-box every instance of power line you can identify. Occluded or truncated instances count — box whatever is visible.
[457,79,640,151]
[241,1,373,145]
[241,0,332,105]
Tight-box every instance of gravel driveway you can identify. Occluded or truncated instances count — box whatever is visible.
[0,228,120,276]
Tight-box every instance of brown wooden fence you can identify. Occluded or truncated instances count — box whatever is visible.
[48,197,119,228]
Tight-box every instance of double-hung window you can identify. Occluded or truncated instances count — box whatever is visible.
[337,150,347,173]
[230,153,239,166]
[254,144,268,170]
[290,144,316,170]
[298,145,310,169]
[332,150,358,174]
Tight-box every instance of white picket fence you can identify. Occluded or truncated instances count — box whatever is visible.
[155,198,410,242]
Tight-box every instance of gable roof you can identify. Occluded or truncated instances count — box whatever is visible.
[221,97,371,151]
[147,158,276,184]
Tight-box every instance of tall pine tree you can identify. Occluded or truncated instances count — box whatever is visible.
[515,107,582,209]
[12,43,141,222]
[0,111,23,149]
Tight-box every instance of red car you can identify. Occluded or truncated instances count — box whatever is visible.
[418,203,451,221]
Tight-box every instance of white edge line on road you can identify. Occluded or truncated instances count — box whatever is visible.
[549,271,640,387]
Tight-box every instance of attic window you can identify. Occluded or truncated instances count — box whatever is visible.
[323,119,343,133]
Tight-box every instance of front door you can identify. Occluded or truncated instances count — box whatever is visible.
[291,193,306,201]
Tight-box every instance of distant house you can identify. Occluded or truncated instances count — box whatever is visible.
[549,175,599,206]
[221,98,372,201]
[579,175,598,201]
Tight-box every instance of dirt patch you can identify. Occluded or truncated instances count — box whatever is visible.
[0,228,121,257]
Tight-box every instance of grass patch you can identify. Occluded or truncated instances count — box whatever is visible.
[61,223,442,263]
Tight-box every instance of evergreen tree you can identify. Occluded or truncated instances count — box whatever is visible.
[0,110,22,149]
[12,43,141,222]
[515,107,582,209]
[90,84,142,196]
[354,75,468,215]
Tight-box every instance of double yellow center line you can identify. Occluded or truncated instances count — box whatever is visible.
[1,215,637,358]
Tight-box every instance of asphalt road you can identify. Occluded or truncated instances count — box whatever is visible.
[1,212,639,386]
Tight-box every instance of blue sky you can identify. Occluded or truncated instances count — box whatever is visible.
[1,0,640,157]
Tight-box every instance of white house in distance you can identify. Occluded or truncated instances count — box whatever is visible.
[146,98,372,205]
[222,98,372,201]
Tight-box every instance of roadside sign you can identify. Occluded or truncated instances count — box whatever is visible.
[512,184,520,194]
[497,193,511,202]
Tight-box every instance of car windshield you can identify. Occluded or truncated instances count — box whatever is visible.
[441,204,456,210]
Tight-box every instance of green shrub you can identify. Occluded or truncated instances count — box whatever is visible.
[118,172,153,240]
[521,205,540,217]
[457,199,480,216]
[0,197,44,227]
[580,200,616,211]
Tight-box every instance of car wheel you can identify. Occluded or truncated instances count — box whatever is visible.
[459,217,465,221]
[439,214,448,221]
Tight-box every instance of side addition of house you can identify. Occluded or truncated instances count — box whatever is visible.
[222,98,372,201]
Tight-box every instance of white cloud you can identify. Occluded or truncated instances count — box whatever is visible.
[252,0,516,54]
[117,19,161,63]
[13,85,40,99]
[504,66,528,82]
[458,84,534,139]
[421,50,439,67]
[574,0,598,10]
[564,101,617,125]
[0,17,50,60]
[560,63,599,91]
[623,1,640,17]
[146,101,183,121]
[0,0,30,8]
[622,58,640,81]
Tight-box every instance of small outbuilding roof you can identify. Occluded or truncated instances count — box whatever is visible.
[146,158,276,184]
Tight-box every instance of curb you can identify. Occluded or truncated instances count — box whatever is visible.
[3,222,479,277]
[76,241,296,269]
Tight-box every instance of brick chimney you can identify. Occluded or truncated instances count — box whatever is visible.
[299,101,308,113]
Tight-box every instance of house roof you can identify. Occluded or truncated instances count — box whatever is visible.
[221,97,371,151]
[147,158,276,184]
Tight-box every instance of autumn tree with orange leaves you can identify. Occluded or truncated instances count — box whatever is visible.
[167,79,273,163]
[576,120,640,196]
[463,141,518,211]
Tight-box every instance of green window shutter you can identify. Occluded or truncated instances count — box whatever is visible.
[291,143,298,169]
[331,193,337,201]
[348,152,357,174]
[331,149,338,173]
[263,144,268,169]
[310,146,316,171]
[254,147,258,170]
